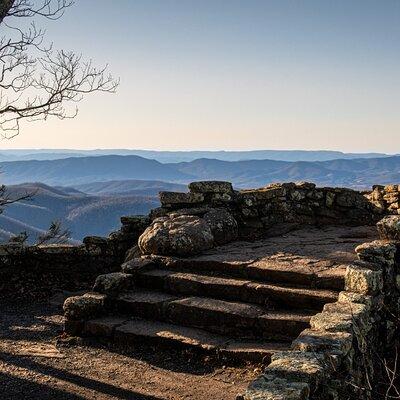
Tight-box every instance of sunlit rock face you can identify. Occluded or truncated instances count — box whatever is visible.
[138,214,214,257]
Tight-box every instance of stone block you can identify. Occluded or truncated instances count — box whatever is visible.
[188,181,233,194]
[325,192,335,207]
[384,184,399,193]
[338,291,374,309]
[355,240,396,266]
[292,329,352,355]
[240,374,310,400]
[295,182,316,190]
[290,190,306,201]
[267,351,327,385]
[92,272,134,295]
[210,192,234,202]
[345,264,383,295]
[63,292,107,320]
[159,191,204,206]
[377,216,400,241]
[121,257,156,273]
[310,312,353,332]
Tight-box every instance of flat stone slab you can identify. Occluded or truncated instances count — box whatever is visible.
[136,268,338,311]
[258,312,312,341]
[111,318,289,362]
[165,297,266,336]
[84,316,128,337]
[116,290,178,320]
[154,225,377,290]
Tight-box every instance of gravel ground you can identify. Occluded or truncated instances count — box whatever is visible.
[0,299,258,400]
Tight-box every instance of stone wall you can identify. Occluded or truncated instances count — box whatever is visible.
[0,215,150,299]
[154,181,380,240]
[367,184,400,215]
[241,217,400,400]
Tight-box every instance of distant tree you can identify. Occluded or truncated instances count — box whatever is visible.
[36,219,71,245]
[0,183,33,210]
[0,0,118,138]
[8,219,71,246]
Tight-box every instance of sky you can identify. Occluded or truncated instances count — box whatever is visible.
[1,0,400,152]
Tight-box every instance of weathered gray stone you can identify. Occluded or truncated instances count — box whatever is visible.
[325,192,335,207]
[211,192,234,202]
[292,329,352,355]
[189,181,233,194]
[290,190,306,201]
[159,191,204,206]
[322,302,370,331]
[240,374,310,400]
[267,351,327,384]
[203,208,238,245]
[63,293,107,320]
[92,272,134,295]
[345,264,383,295]
[355,240,396,267]
[121,257,156,273]
[124,245,142,262]
[138,215,214,256]
[83,236,108,246]
[310,312,353,332]
[295,182,316,190]
[377,215,400,241]
[338,291,374,308]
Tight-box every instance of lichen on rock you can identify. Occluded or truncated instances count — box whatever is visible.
[138,214,214,257]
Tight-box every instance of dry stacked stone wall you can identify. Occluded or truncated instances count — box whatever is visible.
[155,181,380,239]
[0,215,149,298]
[241,216,400,400]
[367,184,400,215]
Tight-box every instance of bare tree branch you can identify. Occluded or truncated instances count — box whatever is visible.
[0,0,119,138]
[0,183,35,210]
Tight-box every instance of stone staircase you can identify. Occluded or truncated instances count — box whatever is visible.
[64,225,376,364]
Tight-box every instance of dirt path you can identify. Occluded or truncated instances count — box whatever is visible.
[0,300,257,400]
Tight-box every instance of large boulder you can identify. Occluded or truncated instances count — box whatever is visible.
[138,214,214,257]
[203,208,238,245]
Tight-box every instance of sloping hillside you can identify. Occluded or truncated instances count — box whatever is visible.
[72,180,187,196]
[0,183,159,243]
[170,156,400,188]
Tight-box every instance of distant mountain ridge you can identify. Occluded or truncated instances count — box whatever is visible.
[1,154,400,189]
[72,180,187,196]
[0,149,392,163]
[0,155,192,186]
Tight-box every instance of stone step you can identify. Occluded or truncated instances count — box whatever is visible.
[148,255,345,290]
[135,269,338,311]
[82,316,290,363]
[114,290,312,340]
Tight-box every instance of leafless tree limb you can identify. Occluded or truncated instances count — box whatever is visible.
[0,0,119,138]
[0,183,34,209]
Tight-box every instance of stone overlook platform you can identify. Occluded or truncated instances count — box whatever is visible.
[61,181,400,400]
[66,225,376,362]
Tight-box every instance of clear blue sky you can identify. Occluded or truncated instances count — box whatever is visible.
[4,0,400,152]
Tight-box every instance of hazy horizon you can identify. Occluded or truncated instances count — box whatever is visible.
[0,147,396,155]
[1,0,399,153]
